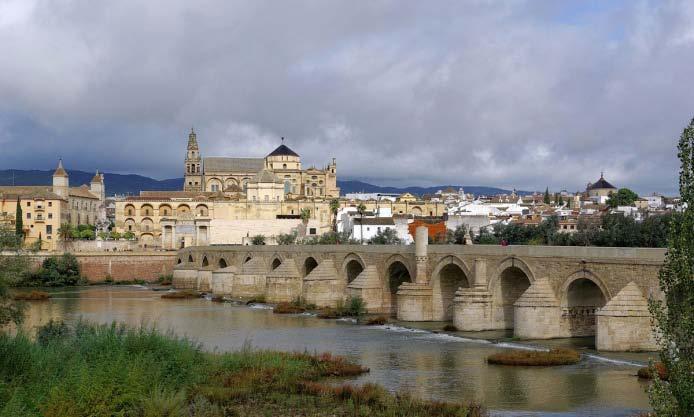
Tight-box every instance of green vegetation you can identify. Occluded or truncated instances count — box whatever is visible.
[123,231,136,240]
[607,188,639,208]
[369,228,401,245]
[273,302,307,314]
[22,253,82,287]
[276,231,298,245]
[0,321,484,416]
[109,230,122,240]
[475,213,672,248]
[304,231,359,245]
[318,297,366,319]
[638,362,668,381]
[357,203,367,244]
[251,234,266,245]
[57,223,97,240]
[486,348,580,366]
[14,198,23,242]
[330,198,341,232]
[0,226,28,327]
[543,187,550,204]
[647,117,694,416]
[442,324,458,332]
[156,274,173,285]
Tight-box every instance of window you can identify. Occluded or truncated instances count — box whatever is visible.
[264,195,269,202]
[27,202,31,207]
[211,184,219,192]
[46,225,52,235]
[309,228,316,235]
[48,213,52,219]
[48,202,52,207]
[283,163,287,169]
[26,213,31,219]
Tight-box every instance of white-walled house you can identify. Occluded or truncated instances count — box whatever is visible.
[352,217,397,242]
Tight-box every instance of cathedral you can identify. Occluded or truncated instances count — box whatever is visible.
[183,129,339,199]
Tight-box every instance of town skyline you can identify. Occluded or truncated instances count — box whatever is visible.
[2,1,693,195]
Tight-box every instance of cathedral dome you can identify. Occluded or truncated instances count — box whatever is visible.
[267,144,299,158]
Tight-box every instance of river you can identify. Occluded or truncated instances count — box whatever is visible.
[21,286,654,416]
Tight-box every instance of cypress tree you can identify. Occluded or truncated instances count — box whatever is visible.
[543,187,550,204]
[648,117,694,415]
[14,198,23,244]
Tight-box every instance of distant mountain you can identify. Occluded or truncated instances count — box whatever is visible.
[0,169,529,197]
[0,169,182,196]
[337,180,532,197]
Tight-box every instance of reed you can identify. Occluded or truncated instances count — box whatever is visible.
[487,348,580,366]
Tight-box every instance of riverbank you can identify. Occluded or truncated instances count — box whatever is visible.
[0,321,484,417]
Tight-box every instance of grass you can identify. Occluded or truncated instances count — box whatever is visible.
[12,290,51,301]
[487,348,581,366]
[637,362,668,380]
[0,321,486,417]
[273,302,307,314]
[161,289,202,299]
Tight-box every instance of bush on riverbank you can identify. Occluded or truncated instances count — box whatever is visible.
[12,290,50,301]
[0,321,486,417]
[365,316,388,325]
[487,348,580,366]
[23,253,82,287]
[637,362,669,381]
[161,289,201,299]
[317,297,367,319]
[273,302,307,314]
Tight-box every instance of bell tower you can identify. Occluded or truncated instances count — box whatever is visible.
[183,128,203,192]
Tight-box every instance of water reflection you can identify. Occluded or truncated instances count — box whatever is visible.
[20,286,650,416]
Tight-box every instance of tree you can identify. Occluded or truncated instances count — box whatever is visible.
[648,117,694,416]
[276,231,298,245]
[329,198,340,232]
[543,187,550,204]
[0,225,28,327]
[356,203,367,244]
[58,223,73,241]
[447,225,468,244]
[123,231,136,240]
[15,198,23,244]
[109,231,122,240]
[300,208,311,224]
[251,234,266,245]
[79,229,95,240]
[369,228,401,245]
[606,188,639,208]
[558,194,564,205]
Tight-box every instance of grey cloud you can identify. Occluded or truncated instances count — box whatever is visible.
[0,0,693,195]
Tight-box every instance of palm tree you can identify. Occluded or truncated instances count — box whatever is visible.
[329,198,340,232]
[356,203,367,244]
[58,223,72,241]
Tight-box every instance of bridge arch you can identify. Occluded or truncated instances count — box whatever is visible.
[187,254,194,264]
[383,254,414,315]
[490,257,535,330]
[218,258,228,269]
[270,255,283,271]
[431,256,472,321]
[560,270,610,339]
[302,256,319,277]
[201,255,209,268]
[341,253,366,284]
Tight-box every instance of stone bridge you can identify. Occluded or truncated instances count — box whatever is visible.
[173,227,665,351]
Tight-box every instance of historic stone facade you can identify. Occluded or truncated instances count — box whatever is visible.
[174,233,664,351]
[183,129,339,198]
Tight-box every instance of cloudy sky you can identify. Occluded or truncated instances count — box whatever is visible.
[1,0,693,194]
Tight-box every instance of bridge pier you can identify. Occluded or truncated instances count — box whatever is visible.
[596,282,658,351]
[347,265,385,313]
[197,265,215,292]
[265,260,301,303]
[397,227,433,321]
[211,265,236,295]
[302,259,345,308]
[513,278,563,339]
[172,263,198,289]
[233,258,267,299]
[453,258,496,330]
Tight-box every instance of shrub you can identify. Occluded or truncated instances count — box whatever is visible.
[273,302,306,314]
[161,290,201,299]
[487,348,580,366]
[365,316,387,326]
[157,274,173,285]
[638,362,669,381]
[443,324,458,332]
[27,253,81,286]
[346,296,366,316]
[250,235,266,245]
[12,290,50,301]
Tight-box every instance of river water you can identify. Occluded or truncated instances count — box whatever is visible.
[21,286,654,416]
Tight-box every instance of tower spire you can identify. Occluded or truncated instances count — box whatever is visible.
[187,127,198,150]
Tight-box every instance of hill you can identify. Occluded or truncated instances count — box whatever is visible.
[0,170,529,197]
[0,169,182,196]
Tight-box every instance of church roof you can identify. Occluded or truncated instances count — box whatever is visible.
[587,174,616,190]
[203,157,264,173]
[250,169,283,184]
[53,159,68,177]
[267,144,299,158]
[69,185,99,199]
[0,186,65,201]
